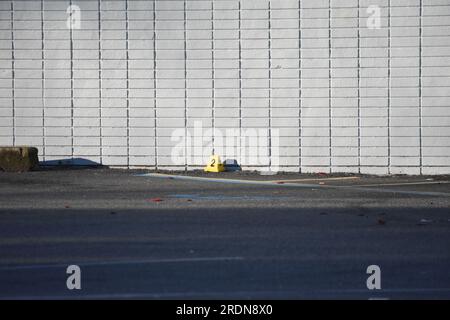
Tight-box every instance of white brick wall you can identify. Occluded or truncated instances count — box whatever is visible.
[0,0,450,174]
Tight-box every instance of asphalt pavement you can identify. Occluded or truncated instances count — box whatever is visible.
[0,167,449,299]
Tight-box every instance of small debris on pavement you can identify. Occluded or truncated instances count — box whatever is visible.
[318,182,325,185]
[419,219,432,225]
[149,198,163,202]
[64,205,70,209]
[110,211,116,215]
[378,219,386,225]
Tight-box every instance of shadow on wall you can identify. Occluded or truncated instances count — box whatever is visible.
[40,158,105,168]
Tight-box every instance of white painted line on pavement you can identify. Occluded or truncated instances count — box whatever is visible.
[0,256,244,271]
[268,176,360,183]
[136,173,450,197]
[350,180,450,187]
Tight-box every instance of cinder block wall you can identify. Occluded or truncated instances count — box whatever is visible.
[0,0,449,174]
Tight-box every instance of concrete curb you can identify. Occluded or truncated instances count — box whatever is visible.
[0,146,39,172]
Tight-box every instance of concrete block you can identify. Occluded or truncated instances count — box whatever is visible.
[0,146,39,172]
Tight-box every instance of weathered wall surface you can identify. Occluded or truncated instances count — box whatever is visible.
[0,0,449,174]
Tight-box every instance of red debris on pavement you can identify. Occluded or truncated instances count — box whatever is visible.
[149,198,163,202]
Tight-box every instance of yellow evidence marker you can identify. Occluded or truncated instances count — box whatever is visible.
[204,155,225,173]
